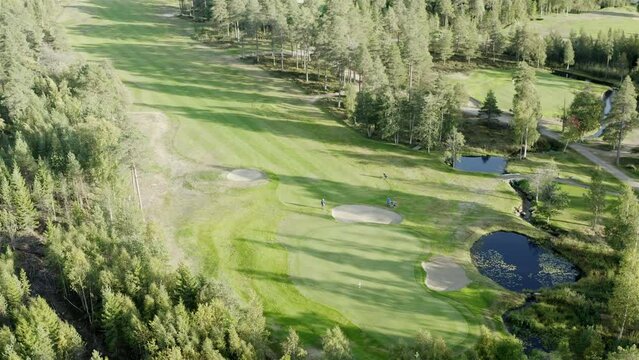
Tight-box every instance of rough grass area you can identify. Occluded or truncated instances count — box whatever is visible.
[61,0,539,357]
[620,157,639,177]
[460,67,610,118]
[529,7,639,36]
[508,149,622,235]
[459,120,518,155]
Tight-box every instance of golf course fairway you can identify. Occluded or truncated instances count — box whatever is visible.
[61,0,530,357]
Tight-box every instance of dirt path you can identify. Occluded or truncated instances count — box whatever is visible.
[465,102,639,189]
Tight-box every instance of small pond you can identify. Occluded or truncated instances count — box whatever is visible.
[471,231,579,292]
[454,156,507,174]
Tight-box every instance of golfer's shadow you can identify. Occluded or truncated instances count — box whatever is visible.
[284,202,317,209]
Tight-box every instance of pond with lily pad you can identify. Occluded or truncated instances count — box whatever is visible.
[471,231,579,292]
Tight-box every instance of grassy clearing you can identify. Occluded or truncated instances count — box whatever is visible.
[460,67,609,118]
[529,7,639,36]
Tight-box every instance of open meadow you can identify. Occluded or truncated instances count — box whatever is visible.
[459,68,610,118]
[529,7,639,36]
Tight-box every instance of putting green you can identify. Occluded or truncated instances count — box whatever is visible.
[279,215,471,348]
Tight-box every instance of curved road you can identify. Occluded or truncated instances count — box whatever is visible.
[463,101,639,189]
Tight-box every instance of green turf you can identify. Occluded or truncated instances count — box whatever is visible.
[529,7,639,36]
[462,67,610,118]
[61,0,587,357]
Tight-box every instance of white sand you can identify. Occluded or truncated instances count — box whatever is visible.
[331,205,402,224]
[226,169,267,182]
[422,256,470,291]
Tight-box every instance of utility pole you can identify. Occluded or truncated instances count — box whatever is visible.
[131,163,144,221]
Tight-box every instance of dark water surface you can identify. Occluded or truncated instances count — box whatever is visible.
[453,156,507,174]
[471,231,579,292]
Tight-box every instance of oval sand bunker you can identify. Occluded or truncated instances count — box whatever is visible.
[422,256,470,291]
[226,169,267,182]
[331,205,402,224]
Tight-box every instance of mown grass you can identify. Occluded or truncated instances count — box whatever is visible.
[529,7,639,36]
[60,0,617,356]
[462,67,609,118]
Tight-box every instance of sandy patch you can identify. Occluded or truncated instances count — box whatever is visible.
[331,205,402,224]
[159,13,176,17]
[422,256,470,291]
[226,168,267,182]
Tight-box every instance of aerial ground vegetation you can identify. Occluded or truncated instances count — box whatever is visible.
[1,0,639,358]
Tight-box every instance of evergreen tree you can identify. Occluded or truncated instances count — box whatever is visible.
[604,76,638,165]
[418,94,443,153]
[10,166,37,233]
[435,28,454,64]
[536,182,569,222]
[484,16,506,63]
[479,89,501,121]
[453,15,479,63]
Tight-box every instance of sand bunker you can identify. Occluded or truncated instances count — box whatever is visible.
[422,256,470,291]
[226,169,266,182]
[331,205,402,224]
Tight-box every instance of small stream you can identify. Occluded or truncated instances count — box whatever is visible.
[456,154,581,352]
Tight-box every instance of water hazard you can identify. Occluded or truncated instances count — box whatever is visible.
[453,156,507,174]
[471,231,579,292]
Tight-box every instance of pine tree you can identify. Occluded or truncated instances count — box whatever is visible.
[173,264,201,310]
[435,28,454,64]
[479,89,501,121]
[10,166,37,233]
[101,288,143,357]
[32,161,55,217]
[453,15,479,63]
